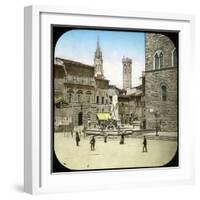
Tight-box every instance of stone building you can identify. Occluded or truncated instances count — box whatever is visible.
[54,58,97,129]
[54,36,120,130]
[54,37,147,131]
[144,33,178,131]
[54,57,121,130]
[118,85,145,126]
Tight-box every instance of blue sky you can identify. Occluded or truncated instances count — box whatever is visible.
[55,29,145,88]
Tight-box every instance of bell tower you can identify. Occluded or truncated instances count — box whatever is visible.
[94,37,103,78]
[122,57,132,89]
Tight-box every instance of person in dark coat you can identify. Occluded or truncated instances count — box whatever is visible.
[104,133,108,143]
[75,131,80,146]
[90,136,96,151]
[120,132,125,144]
[142,136,147,152]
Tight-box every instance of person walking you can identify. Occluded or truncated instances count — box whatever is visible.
[104,132,108,143]
[75,131,80,146]
[83,126,86,138]
[142,136,147,152]
[90,136,96,151]
[120,132,125,144]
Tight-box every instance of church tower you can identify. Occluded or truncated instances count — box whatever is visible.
[122,57,132,89]
[94,37,103,78]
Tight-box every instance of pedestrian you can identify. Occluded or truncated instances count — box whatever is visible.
[79,129,82,138]
[71,123,74,138]
[120,132,125,144]
[104,133,108,143]
[75,131,80,146]
[83,126,86,138]
[142,136,147,152]
[90,136,96,151]
[71,130,73,138]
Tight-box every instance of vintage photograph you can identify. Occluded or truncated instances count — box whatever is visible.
[52,27,178,172]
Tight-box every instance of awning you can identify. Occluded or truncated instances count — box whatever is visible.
[54,96,64,104]
[54,96,69,108]
[97,113,111,121]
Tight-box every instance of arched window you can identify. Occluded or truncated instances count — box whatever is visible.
[77,94,81,103]
[69,93,72,103]
[77,90,83,103]
[160,52,164,68]
[86,95,90,103]
[172,48,177,67]
[67,89,74,103]
[154,50,164,70]
[155,53,159,70]
[161,85,167,101]
[86,91,91,103]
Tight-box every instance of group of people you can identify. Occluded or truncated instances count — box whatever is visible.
[75,131,148,152]
[72,126,86,138]
[119,133,147,152]
[75,132,96,151]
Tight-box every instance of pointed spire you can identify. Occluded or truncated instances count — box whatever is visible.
[97,36,100,50]
[94,35,103,77]
[95,36,102,58]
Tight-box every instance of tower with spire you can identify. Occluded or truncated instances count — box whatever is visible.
[94,37,104,78]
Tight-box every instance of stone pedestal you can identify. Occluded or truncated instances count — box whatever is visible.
[133,121,141,130]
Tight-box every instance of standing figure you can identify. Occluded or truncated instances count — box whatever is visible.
[104,132,108,143]
[70,123,74,137]
[83,126,86,138]
[75,131,80,146]
[142,136,147,152]
[120,132,125,144]
[90,136,96,151]
[71,130,74,138]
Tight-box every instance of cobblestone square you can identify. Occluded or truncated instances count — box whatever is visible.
[54,133,177,170]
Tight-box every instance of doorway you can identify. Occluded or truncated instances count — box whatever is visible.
[78,112,83,126]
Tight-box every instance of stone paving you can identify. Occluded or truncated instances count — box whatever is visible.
[144,131,177,137]
[54,133,177,170]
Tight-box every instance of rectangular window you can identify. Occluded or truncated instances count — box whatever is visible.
[109,96,113,104]
[69,93,72,103]
[77,94,81,103]
[87,95,90,103]
[102,97,104,104]
[96,96,99,104]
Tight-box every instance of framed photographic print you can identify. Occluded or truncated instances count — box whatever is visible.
[24,5,195,194]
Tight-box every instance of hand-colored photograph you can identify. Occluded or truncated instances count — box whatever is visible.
[52,27,178,172]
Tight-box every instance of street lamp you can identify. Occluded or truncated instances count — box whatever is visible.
[150,108,160,136]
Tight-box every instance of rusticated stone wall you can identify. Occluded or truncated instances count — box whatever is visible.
[145,33,177,71]
[145,33,178,131]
